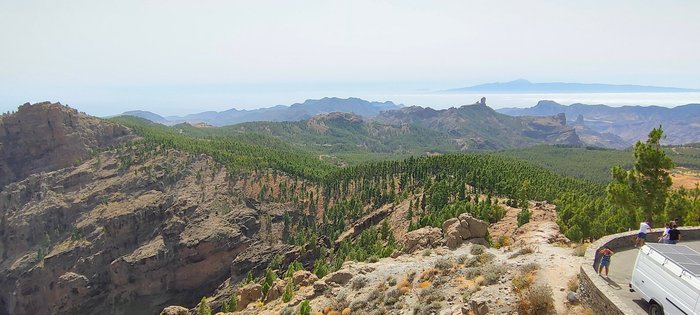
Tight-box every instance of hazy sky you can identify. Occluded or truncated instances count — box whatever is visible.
[1,1,699,116]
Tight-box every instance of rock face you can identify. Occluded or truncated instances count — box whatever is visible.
[0,104,316,315]
[401,227,443,253]
[0,102,133,188]
[443,214,489,249]
[0,149,265,315]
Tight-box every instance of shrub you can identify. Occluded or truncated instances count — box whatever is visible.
[349,300,367,311]
[517,284,554,315]
[281,306,294,315]
[384,288,401,305]
[434,258,453,271]
[419,287,444,304]
[386,276,397,286]
[422,249,432,257]
[493,235,512,249]
[512,273,533,291]
[299,300,312,315]
[482,265,506,285]
[463,256,481,268]
[517,208,531,227]
[457,254,470,265]
[478,252,495,264]
[508,245,536,259]
[519,263,540,274]
[352,276,369,290]
[573,243,589,257]
[567,276,579,292]
[463,267,482,279]
[367,255,380,263]
[470,244,485,255]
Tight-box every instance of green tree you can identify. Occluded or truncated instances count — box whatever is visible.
[608,127,674,225]
[229,293,238,312]
[282,279,294,303]
[517,208,531,227]
[198,297,211,315]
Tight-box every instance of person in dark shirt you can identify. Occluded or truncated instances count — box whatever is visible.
[669,224,681,244]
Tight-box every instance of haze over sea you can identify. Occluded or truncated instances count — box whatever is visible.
[385,92,700,110]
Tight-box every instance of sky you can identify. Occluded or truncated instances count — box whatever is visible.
[1,0,699,116]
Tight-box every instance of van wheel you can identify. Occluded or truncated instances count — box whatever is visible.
[649,303,663,315]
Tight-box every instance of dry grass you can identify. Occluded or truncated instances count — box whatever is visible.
[493,235,513,249]
[397,278,412,294]
[419,268,438,282]
[567,276,579,292]
[418,281,431,289]
[508,245,536,259]
[517,284,555,315]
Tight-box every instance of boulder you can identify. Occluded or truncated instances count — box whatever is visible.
[238,283,262,310]
[292,270,318,287]
[265,279,287,302]
[313,280,329,293]
[442,218,459,234]
[459,213,488,238]
[402,227,443,253]
[324,270,353,286]
[160,306,190,315]
[567,291,579,304]
[445,229,463,249]
[462,299,489,315]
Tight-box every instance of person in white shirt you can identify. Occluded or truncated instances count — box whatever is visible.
[635,219,652,248]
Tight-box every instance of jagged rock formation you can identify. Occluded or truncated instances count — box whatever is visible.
[376,100,582,150]
[0,102,133,188]
[498,100,700,146]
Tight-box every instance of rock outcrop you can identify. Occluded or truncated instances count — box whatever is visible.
[400,227,443,253]
[443,213,489,249]
[237,283,262,311]
[0,102,133,188]
[0,149,266,315]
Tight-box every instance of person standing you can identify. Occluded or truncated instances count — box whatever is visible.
[598,246,614,277]
[635,219,652,248]
[669,224,681,244]
[659,222,671,244]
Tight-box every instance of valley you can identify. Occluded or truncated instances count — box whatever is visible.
[1,102,699,315]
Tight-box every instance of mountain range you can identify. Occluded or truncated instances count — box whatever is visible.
[498,100,700,146]
[443,79,699,93]
[123,97,401,127]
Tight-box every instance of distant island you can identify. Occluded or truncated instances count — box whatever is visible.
[443,79,700,93]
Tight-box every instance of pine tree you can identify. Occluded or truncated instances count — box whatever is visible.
[282,279,294,302]
[608,127,674,225]
[198,297,211,315]
[229,293,238,312]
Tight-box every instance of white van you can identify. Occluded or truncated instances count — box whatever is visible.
[630,243,700,315]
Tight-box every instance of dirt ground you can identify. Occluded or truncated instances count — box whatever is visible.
[671,168,700,189]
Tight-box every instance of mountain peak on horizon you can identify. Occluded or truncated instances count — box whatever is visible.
[120,96,401,126]
[444,79,699,93]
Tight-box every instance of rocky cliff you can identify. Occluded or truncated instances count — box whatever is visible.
[0,103,309,315]
[0,102,133,188]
